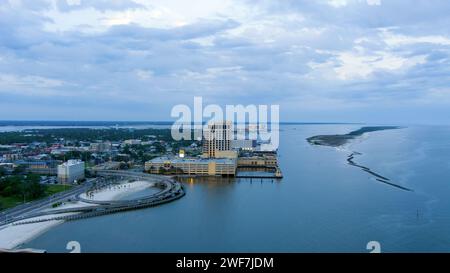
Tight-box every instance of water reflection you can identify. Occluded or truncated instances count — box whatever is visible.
[22,125,450,252]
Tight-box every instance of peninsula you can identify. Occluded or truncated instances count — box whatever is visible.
[307,126,412,192]
[306,126,401,147]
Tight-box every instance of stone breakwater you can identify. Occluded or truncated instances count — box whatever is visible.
[347,152,413,192]
[307,126,413,192]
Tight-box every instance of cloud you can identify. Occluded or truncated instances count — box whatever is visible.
[332,49,427,80]
[101,19,240,42]
[0,73,64,88]
[327,0,381,8]
[381,30,450,47]
[366,0,381,5]
[1,0,51,11]
[0,0,450,123]
[55,0,145,12]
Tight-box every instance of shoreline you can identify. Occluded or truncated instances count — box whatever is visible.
[306,126,401,147]
[0,217,65,250]
[0,180,156,250]
[79,181,154,202]
[307,126,413,192]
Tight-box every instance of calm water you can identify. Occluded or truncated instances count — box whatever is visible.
[24,124,450,252]
[0,121,173,132]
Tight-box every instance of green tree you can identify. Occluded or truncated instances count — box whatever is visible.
[0,176,22,196]
[12,165,25,175]
[24,174,46,199]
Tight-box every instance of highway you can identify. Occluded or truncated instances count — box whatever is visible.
[0,178,96,225]
[0,171,184,227]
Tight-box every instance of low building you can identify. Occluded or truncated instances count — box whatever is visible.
[231,139,257,151]
[208,150,238,159]
[92,161,122,171]
[124,139,142,145]
[3,153,22,161]
[0,163,14,173]
[90,142,112,152]
[115,154,130,162]
[51,147,84,155]
[13,160,61,175]
[237,154,278,167]
[145,157,237,176]
[57,160,85,184]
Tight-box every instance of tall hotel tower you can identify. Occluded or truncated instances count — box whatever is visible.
[203,121,233,158]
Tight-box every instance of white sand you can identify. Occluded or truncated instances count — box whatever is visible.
[79,181,154,201]
[42,201,96,212]
[0,181,155,250]
[0,220,62,249]
[0,211,77,250]
[0,201,92,250]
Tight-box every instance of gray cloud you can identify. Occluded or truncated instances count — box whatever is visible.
[0,0,450,123]
[55,0,146,12]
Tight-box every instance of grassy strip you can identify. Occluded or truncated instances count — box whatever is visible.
[0,184,72,211]
[0,196,24,210]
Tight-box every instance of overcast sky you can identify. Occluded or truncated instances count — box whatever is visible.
[1,0,449,124]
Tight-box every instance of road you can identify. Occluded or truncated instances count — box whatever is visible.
[0,178,96,225]
[0,171,185,227]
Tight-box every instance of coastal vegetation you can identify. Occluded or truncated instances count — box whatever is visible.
[307,126,412,192]
[0,128,176,145]
[0,175,70,211]
[307,126,401,147]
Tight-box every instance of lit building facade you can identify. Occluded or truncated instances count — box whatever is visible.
[145,157,237,176]
[203,121,233,158]
[57,159,85,184]
[237,154,278,167]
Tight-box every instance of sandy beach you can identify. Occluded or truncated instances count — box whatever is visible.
[79,181,154,201]
[0,180,155,250]
[0,210,76,250]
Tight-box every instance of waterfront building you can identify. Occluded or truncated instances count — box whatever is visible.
[145,157,237,176]
[203,121,233,158]
[145,121,280,178]
[237,154,278,167]
[57,160,85,184]
[236,153,283,178]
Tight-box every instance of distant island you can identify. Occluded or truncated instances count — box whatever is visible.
[307,126,412,192]
[306,126,401,147]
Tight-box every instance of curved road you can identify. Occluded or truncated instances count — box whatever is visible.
[0,171,184,227]
[0,178,96,226]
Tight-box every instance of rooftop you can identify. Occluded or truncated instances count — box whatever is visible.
[148,156,236,164]
[60,159,84,167]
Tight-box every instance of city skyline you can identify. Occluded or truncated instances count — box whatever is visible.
[1,0,450,124]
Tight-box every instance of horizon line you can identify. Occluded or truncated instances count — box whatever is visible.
[0,119,363,125]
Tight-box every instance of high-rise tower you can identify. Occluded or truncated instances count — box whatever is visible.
[202,121,233,158]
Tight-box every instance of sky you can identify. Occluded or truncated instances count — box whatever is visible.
[0,0,450,124]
